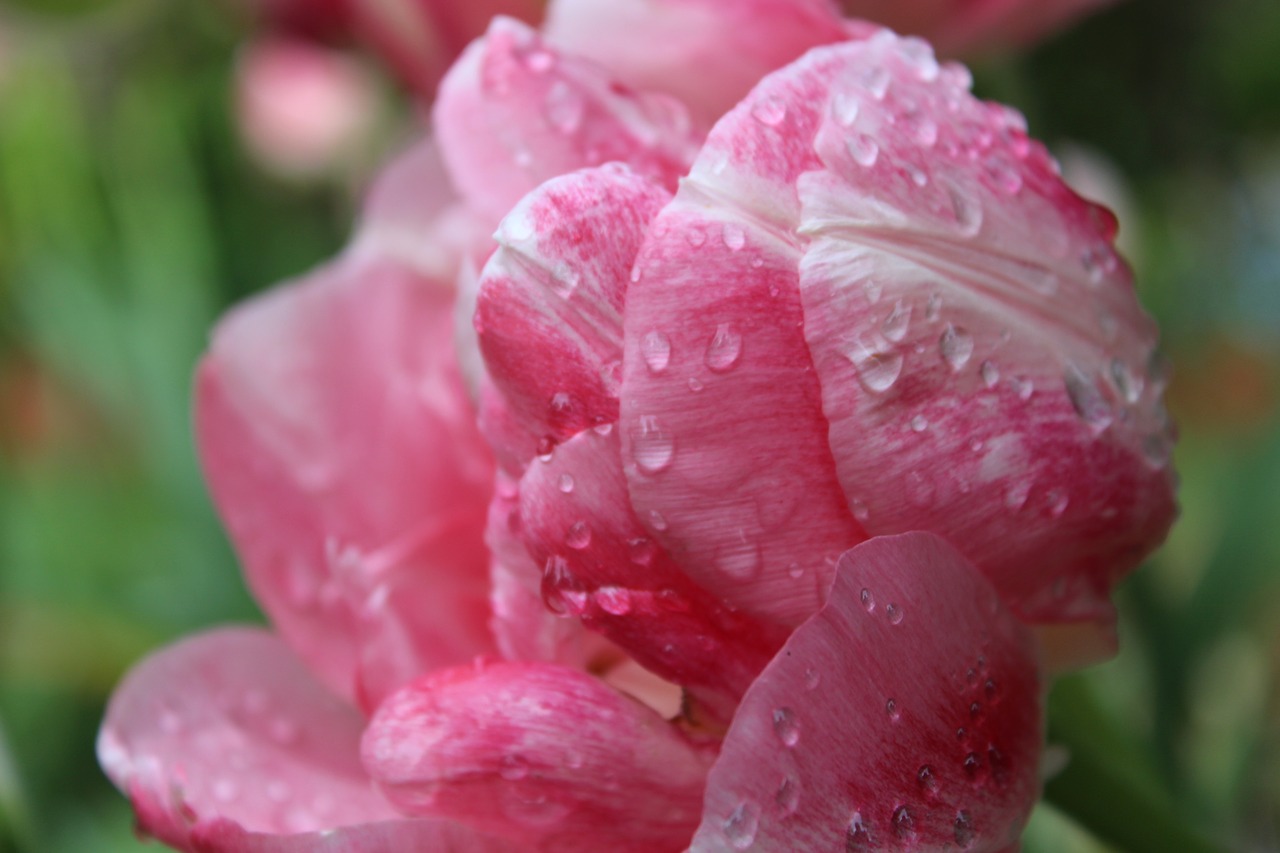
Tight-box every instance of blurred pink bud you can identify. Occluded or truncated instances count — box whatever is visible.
[234,37,380,180]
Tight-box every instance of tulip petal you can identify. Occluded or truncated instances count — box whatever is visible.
[98,628,512,851]
[519,428,787,722]
[362,661,715,852]
[543,0,848,128]
[434,17,698,223]
[197,253,495,709]
[618,53,869,627]
[690,533,1042,852]
[790,32,1176,627]
[476,166,671,459]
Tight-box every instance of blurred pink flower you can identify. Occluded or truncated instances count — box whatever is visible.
[100,2,1173,851]
[234,37,380,179]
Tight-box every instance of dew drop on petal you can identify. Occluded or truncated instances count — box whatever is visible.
[831,91,860,126]
[775,776,800,816]
[648,510,668,531]
[852,499,871,522]
[723,800,760,850]
[641,330,671,374]
[595,586,632,615]
[632,416,675,473]
[891,806,915,839]
[558,473,575,494]
[706,323,743,372]
[1046,489,1069,517]
[886,698,900,722]
[859,66,891,99]
[751,97,787,127]
[1064,363,1114,431]
[885,602,904,625]
[881,299,911,342]
[917,764,939,794]
[565,521,591,550]
[804,667,821,690]
[772,707,800,747]
[1005,480,1032,511]
[543,81,585,134]
[980,360,1000,388]
[946,180,983,236]
[848,134,880,167]
[910,414,928,432]
[846,812,873,850]
[925,291,943,322]
[940,325,974,371]
[722,222,747,251]
[954,810,976,847]
[848,343,903,393]
[860,588,875,612]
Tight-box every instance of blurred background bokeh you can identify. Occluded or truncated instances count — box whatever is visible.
[0,0,1275,850]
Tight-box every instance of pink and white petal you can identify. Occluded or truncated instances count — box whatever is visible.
[433,17,698,224]
[690,533,1042,852]
[790,33,1176,629]
[519,428,787,722]
[476,166,671,455]
[354,134,493,282]
[362,661,716,852]
[197,253,495,707]
[99,627,446,849]
[619,72,869,626]
[542,0,848,129]
[486,471,596,667]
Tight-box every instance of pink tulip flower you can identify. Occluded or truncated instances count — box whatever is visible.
[100,3,1174,851]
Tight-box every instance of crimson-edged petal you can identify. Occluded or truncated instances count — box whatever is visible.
[790,32,1176,630]
[618,56,869,628]
[362,661,715,852]
[690,533,1042,852]
[97,628,511,851]
[197,251,494,709]
[433,17,698,224]
[476,165,671,462]
[520,428,787,723]
[542,0,848,128]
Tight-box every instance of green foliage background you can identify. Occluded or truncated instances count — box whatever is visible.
[0,0,1276,850]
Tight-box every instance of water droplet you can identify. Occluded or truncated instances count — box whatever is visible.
[716,537,761,581]
[892,805,915,839]
[1046,489,1069,517]
[723,800,760,849]
[632,416,675,473]
[886,602,904,625]
[864,279,884,304]
[641,330,671,374]
[772,707,800,747]
[1005,480,1031,511]
[543,81,585,134]
[722,223,747,251]
[804,667,821,690]
[858,66,891,99]
[908,165,929,187]
[558,473,575,494]
[831,91,860,126]
[752,97,787,126]
[595,586,632,615]
[500,754,530,781]
[550,391,573,415]
[1010,376,1034,401]
[917,764,939,794]
[648,510,668,531]
[775,776,800,815]
[536,435,556,463]
[963,751,982,779]
[706,323,743,372]
[984,679,997,699]
[846,812,873,849]
[787,562,804,579]
[524,48,555,73]
[852,499,871,522]
[910,414,928,432]
[886,698,901,722]
[905,113,938,147]
[1143,432,1172,469]
[954,811,976,847]
[848,342,904,393]
[881,300,911,342]
[628,537,656,566]
[925,291,943,322]
[592,421,613,436]
[1064,363,1114,431]
[565,521,592,550]
[860,588,875,612]
[940,325,974,371]
[1109,358,1144,404]
[848,133,880,167]
[980,360,1000,388]
[946,180,983,236]
[685,225,707,247]
[899,37,939,80]
[969,701,984,720]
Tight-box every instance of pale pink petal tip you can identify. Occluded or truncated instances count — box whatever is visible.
[97,628,513,851]
[434,16,697,224]
[362,661,715,852]
[691,533,1042,852]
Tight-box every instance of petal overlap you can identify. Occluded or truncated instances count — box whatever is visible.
[689,533,1042,852]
